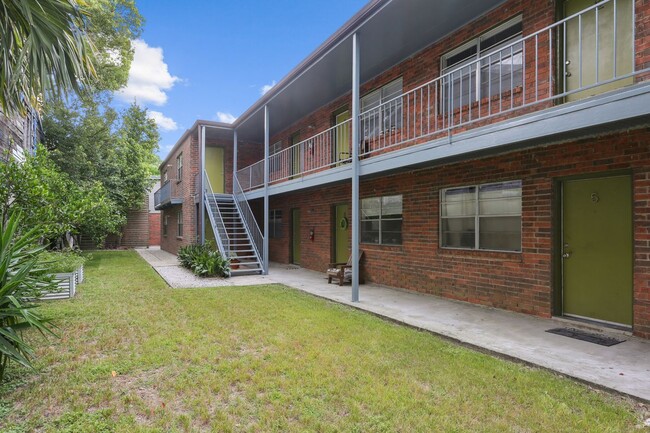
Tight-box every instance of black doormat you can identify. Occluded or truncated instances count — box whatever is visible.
[545,328,626,347]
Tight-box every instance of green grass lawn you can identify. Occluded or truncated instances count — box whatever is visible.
[0,251,646,432]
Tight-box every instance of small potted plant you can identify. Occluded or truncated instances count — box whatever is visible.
[229,252,240,270]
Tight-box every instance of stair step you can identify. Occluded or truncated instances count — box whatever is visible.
[230,269,263,276]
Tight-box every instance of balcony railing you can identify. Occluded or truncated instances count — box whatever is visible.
[237,0,647,192]
[153,180,183,209]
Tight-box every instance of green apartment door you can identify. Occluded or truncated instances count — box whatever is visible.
[292,208,301,265]
[334,204,349,263]
[205,147,225,193]
[564,0,633,102]
[562,175,632,326]
[335,111,350,165]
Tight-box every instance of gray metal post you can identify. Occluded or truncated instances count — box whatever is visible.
[233,129,238,192]
[200,125,206,244]
[351,33,360,302]
[263,106,270,274]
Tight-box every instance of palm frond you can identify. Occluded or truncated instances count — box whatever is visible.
[0,0,97,116]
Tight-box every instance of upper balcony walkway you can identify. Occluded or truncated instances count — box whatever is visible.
[154,180,183,210]
[236,0,650,198]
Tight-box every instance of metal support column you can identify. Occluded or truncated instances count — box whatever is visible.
[200,125,206,244]
[233,129,238,191]
[263,106,270,274]
[351,33,361,302]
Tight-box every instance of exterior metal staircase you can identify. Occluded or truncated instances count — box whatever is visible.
[203,173,263,276]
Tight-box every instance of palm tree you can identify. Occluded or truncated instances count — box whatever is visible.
[0,0,96,116]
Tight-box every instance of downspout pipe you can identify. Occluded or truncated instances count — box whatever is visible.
[200,125,206,244]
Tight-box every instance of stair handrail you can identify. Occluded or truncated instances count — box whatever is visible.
[233,173,264,270]
[203,170,230,257]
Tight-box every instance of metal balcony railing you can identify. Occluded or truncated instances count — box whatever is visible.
[236,0,647,192]
[153,180,182,209]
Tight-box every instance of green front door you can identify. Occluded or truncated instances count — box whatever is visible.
[205,147,225,193]
[564,0,633,102]
[334,204,349,263]
[292,208,301,265]
[562,175,632,326]
[335,111,350,165]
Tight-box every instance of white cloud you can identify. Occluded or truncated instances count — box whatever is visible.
[116,39,179,105]
[147,110,178,131]
[261,80,276,95]
[215,112,237,124]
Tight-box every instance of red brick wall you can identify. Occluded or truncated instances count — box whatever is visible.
[161,133,199,254]
[269,127,650,338]
[149,213,161,246]
[636,0,650,76]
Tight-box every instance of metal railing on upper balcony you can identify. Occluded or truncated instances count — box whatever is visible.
[153,180,182,209]
[236,160,264,192]
[236,0,646,191]
[236,120,351,191]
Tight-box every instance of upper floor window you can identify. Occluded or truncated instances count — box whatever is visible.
[441,16,523,110]
[361,195,403,245]
[176,153,183,181]
[163,170,168,183]
[440,180,522,252]
[360,78,403,139]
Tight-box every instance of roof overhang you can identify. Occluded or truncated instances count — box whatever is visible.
[159,120,233,169]
[234,0,508,142]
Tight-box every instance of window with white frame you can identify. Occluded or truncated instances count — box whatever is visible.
[360,78,403,139]
[440,180,522,252]
[269,209,282,238]
[441,16,523,110]
[176,153,183,181]
[177,209,183,237]
[163,170,168,183]
[361,195,403,245]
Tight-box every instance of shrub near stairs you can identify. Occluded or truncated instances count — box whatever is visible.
[178,243,229,278]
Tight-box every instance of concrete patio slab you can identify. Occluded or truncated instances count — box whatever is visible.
[135,248,275,288]
[136,249,650,403]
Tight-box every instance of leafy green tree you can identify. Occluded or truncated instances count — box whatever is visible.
[43,102,159,218]
[85,0,143,93]
[0,0,96,116]
[112,103,160,213]
[0,147,124,246]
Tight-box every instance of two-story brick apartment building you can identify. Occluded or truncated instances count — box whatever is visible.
[156,0,650,338]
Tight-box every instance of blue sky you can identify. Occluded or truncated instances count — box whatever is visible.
[114,0,368,157]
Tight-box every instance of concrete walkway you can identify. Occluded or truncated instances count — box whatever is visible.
[137,248,650,403]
